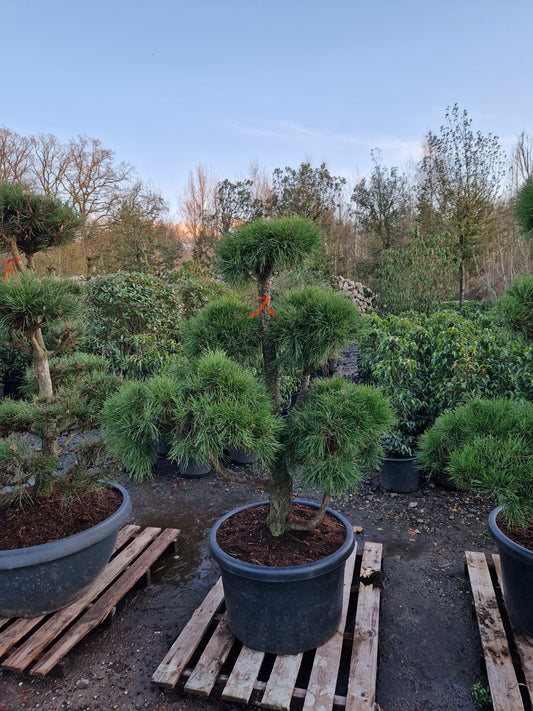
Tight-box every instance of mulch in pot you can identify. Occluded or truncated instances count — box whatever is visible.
[216,502,348,567]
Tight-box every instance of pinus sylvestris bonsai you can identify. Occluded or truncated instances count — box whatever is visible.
[103,217,394,536]
[0,184,121,509]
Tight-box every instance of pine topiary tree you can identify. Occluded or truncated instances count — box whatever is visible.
[103,217,394,536]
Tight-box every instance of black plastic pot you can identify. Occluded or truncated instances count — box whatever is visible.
[0,484,131,618]
[178,458,212,478]
[488,506,533,636]
[226,448,255,465]
[209,500,355,654]
[379,456,419,493]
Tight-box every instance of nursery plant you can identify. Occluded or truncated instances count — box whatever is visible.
[0,183,130,618]
[416,397,533,635]
[104,216,395,537]
[357,308,533,458]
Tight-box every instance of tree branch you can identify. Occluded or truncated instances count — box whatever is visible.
[287,493,331,531]
[209,456,269,492]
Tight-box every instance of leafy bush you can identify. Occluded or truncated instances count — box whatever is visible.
[169,261,233,319]
[358,308,533,455]
[416,398,533,526]
[83,272,183,377]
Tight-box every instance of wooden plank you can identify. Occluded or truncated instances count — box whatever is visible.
[346,542,382,711]
[184,614,235,696]
[2,527,163,672]
[30,528,180,676]
[114,524,141,549]
[303,544,358,711]
[221,644,265,704]
[151,577,225,689]
[466,551,523,711]
[0,617,45,659]
[0,618,11,631]
[261,653,303,710]
[493,554,533,707]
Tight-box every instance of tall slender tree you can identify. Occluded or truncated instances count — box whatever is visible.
[416,104,506,304]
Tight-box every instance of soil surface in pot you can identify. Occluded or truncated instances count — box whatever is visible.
[0,486,123,550]
[216,502,346,565]
[497,511,533,549]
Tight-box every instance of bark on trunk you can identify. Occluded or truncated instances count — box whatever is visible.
[266,461,293,537]
[30,332,53,399]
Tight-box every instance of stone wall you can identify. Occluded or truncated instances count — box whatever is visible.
[333,276,376,313]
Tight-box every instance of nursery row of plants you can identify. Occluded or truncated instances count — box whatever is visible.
[1,179,533,644]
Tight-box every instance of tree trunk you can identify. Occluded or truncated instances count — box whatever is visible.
[266,461,293,537]
[258,276,280,411]
[30,332,53,399]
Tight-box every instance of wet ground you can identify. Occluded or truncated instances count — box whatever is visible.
[0,464,496,711]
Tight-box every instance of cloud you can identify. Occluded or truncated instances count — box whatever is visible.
[228,118,423,167]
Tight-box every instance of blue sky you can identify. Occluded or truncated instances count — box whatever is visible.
[3,0,532,214]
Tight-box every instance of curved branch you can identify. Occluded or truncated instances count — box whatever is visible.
[209,456,269,492]
[287,492,331,532]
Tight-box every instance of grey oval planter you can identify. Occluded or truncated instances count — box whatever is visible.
[379,456,419,493]
[0,484,131,618]
[488,506,533,636]
[209,499,355,654]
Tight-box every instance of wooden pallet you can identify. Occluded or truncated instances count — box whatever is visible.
[152,541,383,711]
[466,551,533,711]
[0,525,180,677]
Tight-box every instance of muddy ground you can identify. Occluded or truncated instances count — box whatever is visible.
[0,463,496,711]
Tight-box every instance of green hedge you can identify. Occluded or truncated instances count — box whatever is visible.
[357,308,533,454]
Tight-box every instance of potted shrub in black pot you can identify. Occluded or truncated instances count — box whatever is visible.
[416,397,533,635]
[0,183,129,618]
[103,217,395,654]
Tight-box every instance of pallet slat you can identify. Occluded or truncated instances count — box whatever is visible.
[492,554,533,708]
[184,614,235,695]
[221,644,265,704]
[30,528,180,677]
[346,542,382,711]
[0,527,180,677]
[303,544,358,711]
[151,577,225,688]
[465,551,524,711]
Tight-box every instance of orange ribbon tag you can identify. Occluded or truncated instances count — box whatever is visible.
[248,296,275,318]
[5,258,21,282]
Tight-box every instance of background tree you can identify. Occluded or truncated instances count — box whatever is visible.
[416,104,506,304]
[352,149,410,251]
[101,182,180,275]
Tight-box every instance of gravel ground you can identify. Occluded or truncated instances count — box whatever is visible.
[0,469,496,711]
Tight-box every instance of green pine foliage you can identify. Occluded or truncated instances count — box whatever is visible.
[0,272,82,335]
[215,217,322,285]
[0,182,82,258]
[416,398,533,526]
[179,295,261,366]
[286,377,395,496]
[495,275,533,343]
[514,178,533,239]
[268,286,361,375]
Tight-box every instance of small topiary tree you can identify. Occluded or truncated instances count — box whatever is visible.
[416,398,533,527]
[104,217,395,537]
[0,184,122,510]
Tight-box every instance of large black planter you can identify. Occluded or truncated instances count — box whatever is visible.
[488,506,533,636]
[379,456,419,493]
[0,484,131,618]
[209,500,355,654]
